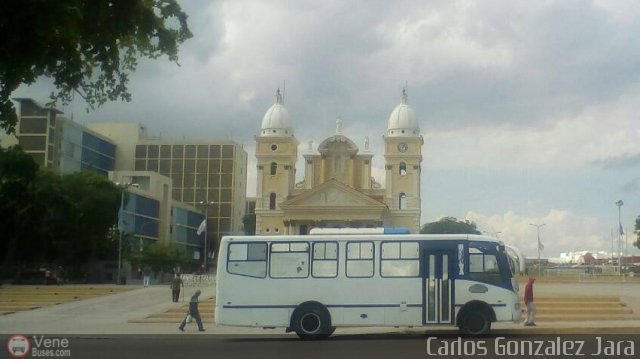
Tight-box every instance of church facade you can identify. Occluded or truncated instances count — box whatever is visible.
[254,89,423,235]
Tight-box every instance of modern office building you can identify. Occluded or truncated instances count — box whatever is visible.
[131,140,248,256]
[6,98,116,175]
[255,89,423,234]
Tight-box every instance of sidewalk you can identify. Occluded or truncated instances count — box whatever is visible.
[0,285,215,335]
[1,281,640,335]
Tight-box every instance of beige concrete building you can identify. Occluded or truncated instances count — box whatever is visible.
[255,89,423,234]
[89,122,248,257]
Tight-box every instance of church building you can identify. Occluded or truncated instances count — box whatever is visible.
[254,89,423,234]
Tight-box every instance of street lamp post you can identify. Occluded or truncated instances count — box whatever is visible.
[616,200,624,275]
[116,182,138,284]
[199,201,214,273]
[529,223,546,276]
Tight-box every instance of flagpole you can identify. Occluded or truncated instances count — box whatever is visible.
[117,189,124,284]
[116,182,138,285]
[199,201,214,273]
[616,200,624,276]
[530,223,546,277]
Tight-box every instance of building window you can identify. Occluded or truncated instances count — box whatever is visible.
[270,162,277,175]
[269,193,276,210]
[399,162,407,176]
[399,192,407,210]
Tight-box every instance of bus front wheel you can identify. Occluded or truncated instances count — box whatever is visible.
[291,302,333,340]
[459,311,491,335]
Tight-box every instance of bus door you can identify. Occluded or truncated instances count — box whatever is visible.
[423,251,454,325]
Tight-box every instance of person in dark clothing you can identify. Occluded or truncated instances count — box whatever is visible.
[179,290,205,332]
[170,274,183,302]
[524,277,536,326]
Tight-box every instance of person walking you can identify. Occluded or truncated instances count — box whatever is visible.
[143,267,150,287]
[170,274,184,303]
[179,290,205,332]
[524,277,536,326]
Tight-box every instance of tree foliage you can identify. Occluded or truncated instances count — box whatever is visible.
[420,216,482,235]
[635,215,640,250]
[127,241,188,275]
[0,146,40,266]
[0,0,192,133]
[0,146,121,275]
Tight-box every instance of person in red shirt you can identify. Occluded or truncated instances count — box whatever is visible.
[524,277,536,326]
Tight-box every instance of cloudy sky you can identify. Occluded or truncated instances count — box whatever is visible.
[14,0,640,258]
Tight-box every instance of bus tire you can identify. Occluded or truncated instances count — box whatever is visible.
[291,302,332,340]
[458,310,492,335]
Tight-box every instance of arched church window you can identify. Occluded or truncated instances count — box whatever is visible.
[399,162,407,176]
[269,193,276,210]
[270,162,277,175]
[399,193,407,210]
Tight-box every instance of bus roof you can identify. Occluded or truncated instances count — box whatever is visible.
[222,233,502,244]
[309,227,410,235]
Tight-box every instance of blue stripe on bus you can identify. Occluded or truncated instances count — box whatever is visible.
[222,303,423,309]
[453,303,507,308]
[383,227,411,234]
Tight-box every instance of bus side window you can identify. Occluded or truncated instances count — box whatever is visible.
[380,242,419,277]
[227,243,267,278]
[270,242,310,278]
[469,252,502,285]
[312,242,338,278]
[346,242,374,277]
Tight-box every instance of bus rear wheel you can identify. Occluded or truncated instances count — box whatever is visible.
[291,302,332,340]
[459,311,491,335]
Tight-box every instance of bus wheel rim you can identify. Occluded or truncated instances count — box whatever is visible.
[300,313,321,334]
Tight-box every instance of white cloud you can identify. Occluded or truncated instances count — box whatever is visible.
[424,86,640,170]
[465,209,624,258]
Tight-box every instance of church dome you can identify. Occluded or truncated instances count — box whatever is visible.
[387,89,419,137]
[260,89,293,137]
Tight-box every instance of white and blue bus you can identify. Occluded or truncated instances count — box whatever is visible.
[215,228,521,339]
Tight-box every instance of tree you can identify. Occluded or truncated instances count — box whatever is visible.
[420,217,482,235]
[0,0,192,133]
[0,147,122,277]
[635,215,640,250]
[0,146,40,268]
[52,171,122,272]
[130,241,188,276]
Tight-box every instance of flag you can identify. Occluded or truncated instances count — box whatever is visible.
[117,208,132,233]
[197,218,207,235]
[538,239,544,251]
[619,224,624,236]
